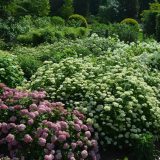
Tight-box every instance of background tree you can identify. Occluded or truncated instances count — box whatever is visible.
[58,0,74,19]
[7,0,50,17]
[74,0,90,16]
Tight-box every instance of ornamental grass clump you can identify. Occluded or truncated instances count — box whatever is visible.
[0,83,99,160]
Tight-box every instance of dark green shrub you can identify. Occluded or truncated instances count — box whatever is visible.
[0,51,24,87]
[0,39,6,50]
[17,54,42,80]
[156,14,160,41]
[121,18,139,29]
[141,10,158,36]
[108,23,139,43]
[68,14,88,28]
[141,3,160,36]
[133,134,155,160]
[90,23,109,37]
[51,16,65,26]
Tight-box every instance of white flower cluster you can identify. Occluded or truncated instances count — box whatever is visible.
[29,36,160,148]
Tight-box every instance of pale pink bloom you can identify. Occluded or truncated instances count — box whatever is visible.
[17,124,26,131]
[58,135,66,142]
[74,124,81,131]
[0,104,8,110]
[81,150,88,159]
[24,134,33,143]
[71,143,77,149]
[28,119,34,125]
[38,138,46,146]
[6,134,15,143]
[44,154,54,160]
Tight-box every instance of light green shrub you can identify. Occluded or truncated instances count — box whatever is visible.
[121,18,139,29]
[68,14,88,28]
[29,52,160,148]
[0,51,24,87]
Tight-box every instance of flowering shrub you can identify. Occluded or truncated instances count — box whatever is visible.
[0,51,24,87]
[29,44,160,148]
[0,84,99,159]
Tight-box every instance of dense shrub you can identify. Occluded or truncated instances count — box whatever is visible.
[121,18,139,29]
[16,54,42,80]
[90,23,109,37]
[108,23,139,42]
[68,14,88,28]
[29,48,160,148]
[51,16,65,26]
[17,26,89,46]
[141,3,160,36]
[0,51,24,87]
[141,10,158,36]
[7,0,50,17]
[0,85,100,159]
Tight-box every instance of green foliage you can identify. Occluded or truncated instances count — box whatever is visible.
[141,3,160,36]
[90,23,109,37]
[156,13,160,41]
[16,54,42,80]
[121,18,139,28]
[51,16,65,26]
[17,26,89,46]
[7,0,50,17]
[98,0,120,23]
[68,14,88,28]
[133,134,155,160]
[141,10,158,36]
[108,23,139,42]
[58,0,74,19]
[0,51,24,87]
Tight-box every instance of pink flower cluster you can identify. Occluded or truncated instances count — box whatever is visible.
[0,84,100,160]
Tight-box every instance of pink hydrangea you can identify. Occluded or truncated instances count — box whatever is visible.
[74,124,81,131]
[28,119,34,125]
[81,150,88,159]
[24,134,33,143]
[38,138,46,146]
[85,131,91,138]
[17,124,26,131]
[44,154,54,160]
[71,143,77,150]
[58,135,66,142]
[6,134,15,143]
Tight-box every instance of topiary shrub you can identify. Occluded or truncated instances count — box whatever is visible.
[29,56,160,149]
[0,84,100,160]
[51,16,65,26]
[68,14,88,28]
[0,51,24,87]
[121,18,139,29]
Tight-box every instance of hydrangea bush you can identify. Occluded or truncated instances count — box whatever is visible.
[29,39,160,148]
[0,84,99,160]
[0,51,24,87]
